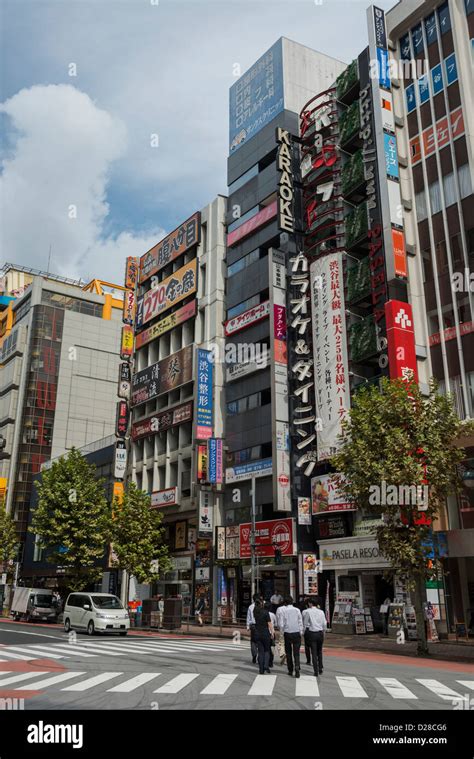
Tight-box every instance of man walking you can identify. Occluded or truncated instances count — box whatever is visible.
[270,591,283,614]
[279,596,303,678]
[302,597,327,677]
[246,593,261,664]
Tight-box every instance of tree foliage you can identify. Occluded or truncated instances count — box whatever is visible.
[331,377,471,653]
[0,506,19,579]
[30,448,110,591]
[109,482,171,584]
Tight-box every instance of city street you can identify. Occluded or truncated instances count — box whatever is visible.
[1,621,473,711]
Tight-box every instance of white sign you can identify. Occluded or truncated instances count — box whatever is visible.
[195,567,210,581]
[224,301,270,336]
[118,380,131,400]
[151,487,178,508]
[318,536,390,570]
[310,253,350,461]
[0,573,6,585]
[198,490,214,534]
[114,443,127,479]
[226,353,268,382]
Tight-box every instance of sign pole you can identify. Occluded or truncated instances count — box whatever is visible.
[250,474,256,597]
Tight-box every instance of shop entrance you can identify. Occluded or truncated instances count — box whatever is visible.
[375,575,394,605]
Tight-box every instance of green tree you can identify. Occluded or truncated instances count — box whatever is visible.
[332,377,471,655]
[0,505,19,612]
[110,482,171,586]
[30,447,110,592]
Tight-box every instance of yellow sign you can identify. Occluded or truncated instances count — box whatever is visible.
[120,326,134,359]
[113,481,124,506]
[0,478,7,508]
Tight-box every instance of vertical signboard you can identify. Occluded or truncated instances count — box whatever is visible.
[124,257,139,290]
[114,440,127,479]
[310,253,350,461]
[208,438,223,485]
[198,490,214,536]
[269,248,291,511]
[196,348,213,440]
[120,325,134,359]
[385,300,418,383]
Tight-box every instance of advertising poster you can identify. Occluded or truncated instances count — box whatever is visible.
[196,348,213,439]
[124,256,139,290]
[297,496,311,525]
[239,518,295,559]
[311,473,356,514]
[131,401,193,440]
[136,259,197,327]
[302,553,319,595]
[134,299,196,349]
[197,444,208,483]
[131,345,193,406]
[139,212,201,282]
[122,289,136,326]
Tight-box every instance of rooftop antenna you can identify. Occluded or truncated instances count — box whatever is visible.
[47,244,52,275]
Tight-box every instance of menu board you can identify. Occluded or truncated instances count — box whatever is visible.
[354,614,367,634]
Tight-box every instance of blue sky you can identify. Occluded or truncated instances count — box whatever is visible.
[1,0,395,281]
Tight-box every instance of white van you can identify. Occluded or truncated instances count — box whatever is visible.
[63,592,130,636]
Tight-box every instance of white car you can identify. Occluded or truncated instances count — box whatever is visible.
[63,592,130,636]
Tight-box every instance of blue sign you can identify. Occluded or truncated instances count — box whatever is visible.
[196,349,213,438]
[229,39,284,154]
[425,13,438,46]
[445,53,458,85]
[226,457,273,483]
[208,438,220,484]
[400,33,411,60]
[384,133,399,179]
[431,63,444,95]
[423,531,448,559]
[377,47,390,89]
[406,83,416,113]
[418,74,430,104]
[438,1,451,34]
[411,23,424,55]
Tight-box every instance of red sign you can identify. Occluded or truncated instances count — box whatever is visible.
[227,201,277,247]
[429,320,474,347]
[116,400,129,438]
[391,229,407,278]
[239,518,295,559]
[385,300,418,383]
[410,107,465,165]
[225,301,270,336]
[124,257,139,290]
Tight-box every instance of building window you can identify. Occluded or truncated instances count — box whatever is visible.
[226,293,260,320]
[429,180,442,214]
[411,23,424,56]
[437,1,451,34]
[415,189,428,221]
[459,164,472,199]
[424,12,438,46]
[228,163,259,195]
[435,240,449,273]
[227,249,261,277]
[226,389,271,415]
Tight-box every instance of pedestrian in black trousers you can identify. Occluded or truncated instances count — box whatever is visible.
[253,600,274,674]
[246,593,261,664]
[279,595,303,678]
[302,597,327,677]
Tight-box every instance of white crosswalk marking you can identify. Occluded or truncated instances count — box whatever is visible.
[4,646,65,659]
[295,675,320,697]
[200,674,238,695]
[107,673,162,693]
[62,672,123,691]
[377,678,418,699]
[154,673,200,693]
[456,681,474,691]
[75,643,160,654]
[36,645,97,657]
[16,672,87,691]
[416,679,465,701]
[336,676,368,698]
[248,674,277,696]
[0,671,49,686]
[0,649,37,661]
[53,644,123,656]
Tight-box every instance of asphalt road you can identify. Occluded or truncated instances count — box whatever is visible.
[1,620,473,711]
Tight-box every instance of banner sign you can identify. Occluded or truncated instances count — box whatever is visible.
[276,128,295,233]
[429,320,474,347]
[134,300,196,349]
[297,496,311,525]
[139,212,201,283]
[385,300,419,383]
[311,473,355,514]
[198,490,214,535]
[225,457,272,484]
[122,289,136,326]
[208,438,223,484]
[131,345,193,406]
[125,256,139,290]
[227,201,277,248]
[114,440,127,479]
[225,300,270,336]
[151,487,178,508]
[196,349,213,439]
[131,401,193,441]
[136,259,197,327]
[216,526,226,560]
[197,444,209,483]
[310,253,350,461]
[120,325,134,359]
[239,518,296,559]
[409,106,465,165]
[115,401,129,438]
[113,481,124,505]
[302,553,320,595]
[226,351,268,382]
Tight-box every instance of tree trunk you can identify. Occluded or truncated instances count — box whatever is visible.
[413,574,429,656]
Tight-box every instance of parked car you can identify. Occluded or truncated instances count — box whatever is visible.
[11,588,58,623]
[63,592,130,636]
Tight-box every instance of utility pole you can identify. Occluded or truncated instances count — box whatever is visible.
[250,474,256,597]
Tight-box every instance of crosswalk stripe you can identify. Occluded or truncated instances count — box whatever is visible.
[0,650,38,661]
[16,672,87,691]
[74,642,159,654]
[248,674,277,696]
[62,672,123,692]
[456,681,474,691]
[122,642,235,653]
[154,673,200,693]
[76,643,179,655]
[34,645,97,658]
[336,676,368,698]
[53,644,124,656]
[416,679,464,701]
[295,675,320,697]
[377,678,418,699]
[107,673,162,693]
[5,646,65,659]
[0,671,49,687]
[200,674,238,695]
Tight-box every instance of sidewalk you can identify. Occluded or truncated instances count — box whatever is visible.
[133,622,474,663]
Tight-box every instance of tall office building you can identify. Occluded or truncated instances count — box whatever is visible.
[385,0,474,634]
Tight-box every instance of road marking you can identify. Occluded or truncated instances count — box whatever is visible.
[295,675,320,697]
[200,674,238,695]
[107,673,162,693]
[51,644,123,656]
[416,679,464,701]
[62,672,123,691]
[32,645,97,658]
[0,671,49,686]
[77,642,178,655]
[248,674,277,696]
[0,650,38,661]
[376,678,418,699]
[154,673,200,693]
[5,646,65,659]
[336,676,368,698]
[456,681,474,691]
[69,643,155,654]
[16,672,86,691]
[0,629,65,640]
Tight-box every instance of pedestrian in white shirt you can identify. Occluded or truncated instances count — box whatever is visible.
[302,597,327,677]
[270,592,283,613]
[275,603,287,664]
[279,596,303,678]
[264,602,277,668]
[246,593,261,664]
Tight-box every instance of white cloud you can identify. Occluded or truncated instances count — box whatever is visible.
[0,84,165,282]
